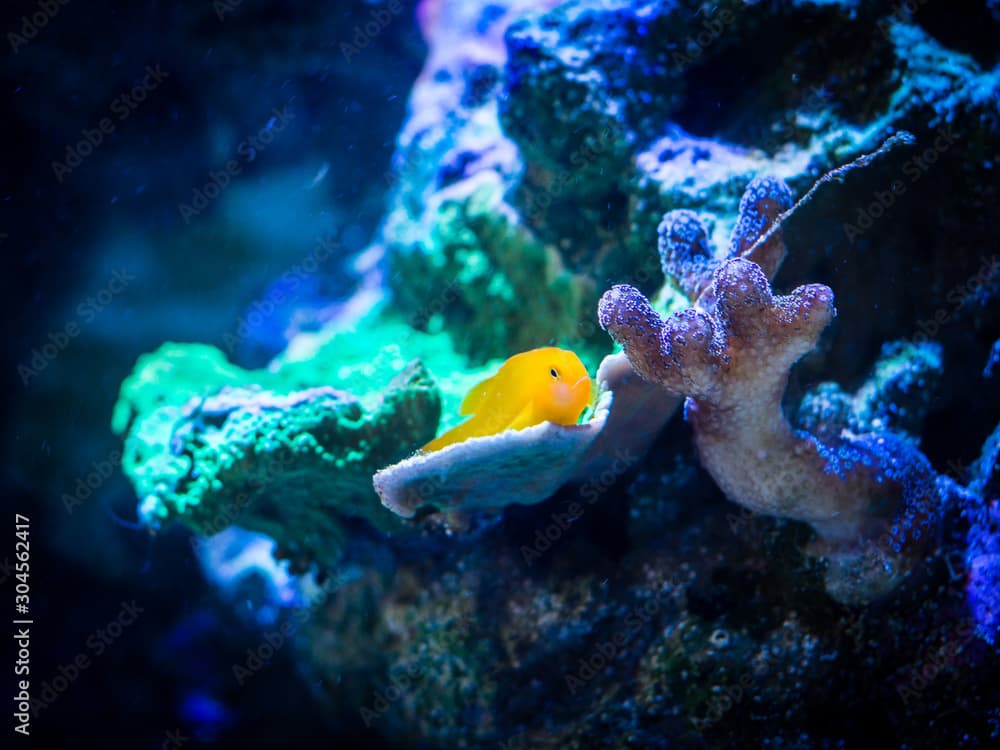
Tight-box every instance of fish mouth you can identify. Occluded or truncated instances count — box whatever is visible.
[555,375,592,412]
[570,375,593,406]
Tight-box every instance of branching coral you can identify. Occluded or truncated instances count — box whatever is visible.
[599,179,950,605]
[372,175,803,522]
[658,175,793,303]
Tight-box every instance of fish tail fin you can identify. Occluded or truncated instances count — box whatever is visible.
[420,416,485,453]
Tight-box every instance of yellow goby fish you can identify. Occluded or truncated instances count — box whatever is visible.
[421,347,592,453]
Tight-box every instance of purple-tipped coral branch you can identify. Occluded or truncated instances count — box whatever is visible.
[658,175,793,304]
[601,174,947,605]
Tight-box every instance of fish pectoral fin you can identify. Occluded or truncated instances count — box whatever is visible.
[459,372,499,415]
[506,401,536,431]
[421,416,481,453]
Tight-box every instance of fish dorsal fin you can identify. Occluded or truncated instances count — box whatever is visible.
[459,371,500,415]
[460,349,539,415]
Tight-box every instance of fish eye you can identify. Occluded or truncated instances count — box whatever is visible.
[550,367,559,379]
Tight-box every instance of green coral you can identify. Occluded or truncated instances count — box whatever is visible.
[113,307,508,564]
[112,342,259,437]
[386,178,603,366]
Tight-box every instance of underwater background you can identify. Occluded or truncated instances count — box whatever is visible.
[3,0,1000,747]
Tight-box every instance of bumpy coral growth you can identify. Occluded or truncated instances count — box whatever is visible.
[658,176,793,304]
[796,340,943,445]
[967,498,1000,644]
[966,422,1000,644]
[599,182,949,604]
[118,346,441,569]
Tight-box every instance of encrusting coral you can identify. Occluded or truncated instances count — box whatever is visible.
[111,318,474,568]
[129,363,440,569]
[599,173,952,605]
[796,340,943,447]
